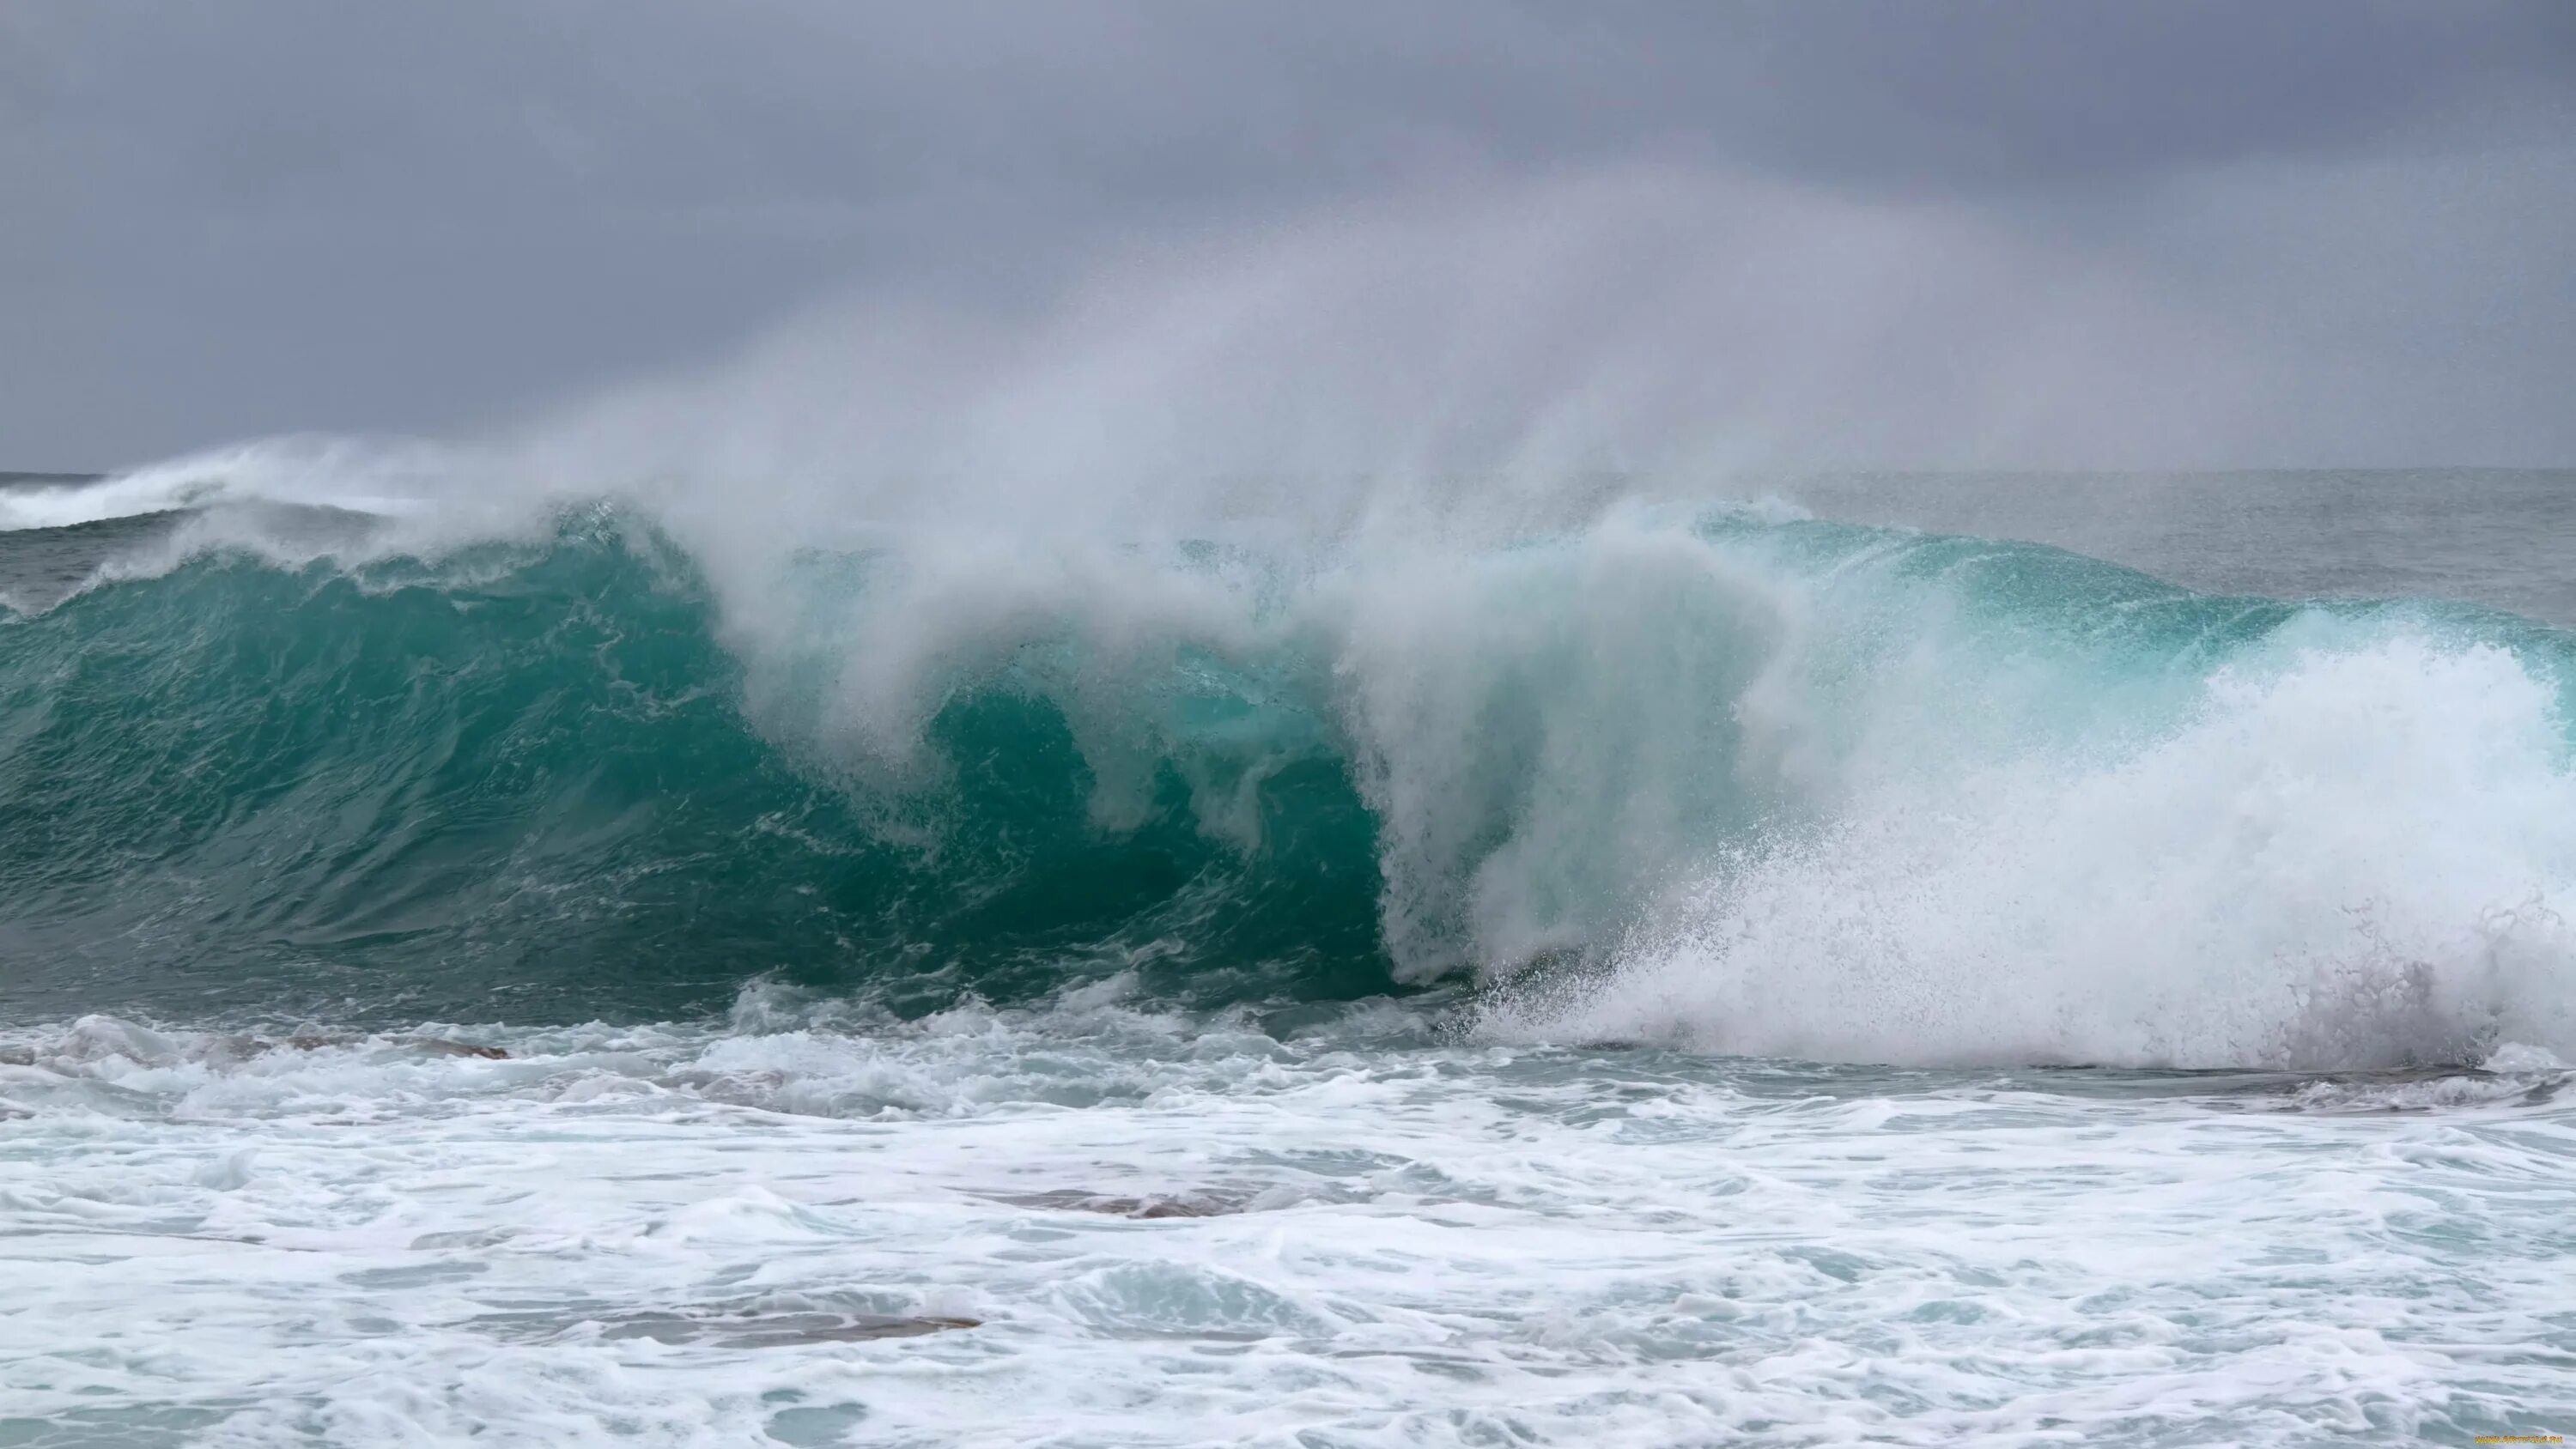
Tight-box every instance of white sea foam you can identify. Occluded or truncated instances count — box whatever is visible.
[0,997,2568,1446]
[1492,632,2576,1069]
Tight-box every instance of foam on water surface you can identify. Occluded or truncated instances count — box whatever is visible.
[2,993,2571,1447]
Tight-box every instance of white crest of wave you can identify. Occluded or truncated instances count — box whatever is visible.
[0,436,464,533]
[1490,635,2576,1069]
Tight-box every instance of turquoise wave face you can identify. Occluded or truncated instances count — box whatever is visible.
[6,501,2574,1064]
[0,526,1387,1024]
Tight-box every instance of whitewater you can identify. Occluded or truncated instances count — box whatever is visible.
[3,452,2574,1446]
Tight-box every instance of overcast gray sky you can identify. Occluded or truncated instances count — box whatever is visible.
[5,2,2572,472]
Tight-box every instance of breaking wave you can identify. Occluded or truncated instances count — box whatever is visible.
[5,462,2573,1068]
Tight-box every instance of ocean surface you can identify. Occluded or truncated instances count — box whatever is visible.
[3,455,2572,1446]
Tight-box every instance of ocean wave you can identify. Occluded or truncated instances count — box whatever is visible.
[4,470,2573,1068]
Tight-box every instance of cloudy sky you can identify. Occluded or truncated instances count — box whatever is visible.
[5,2,2572,472]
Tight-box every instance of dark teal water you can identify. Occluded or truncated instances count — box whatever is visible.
[0,521,1386,1024]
